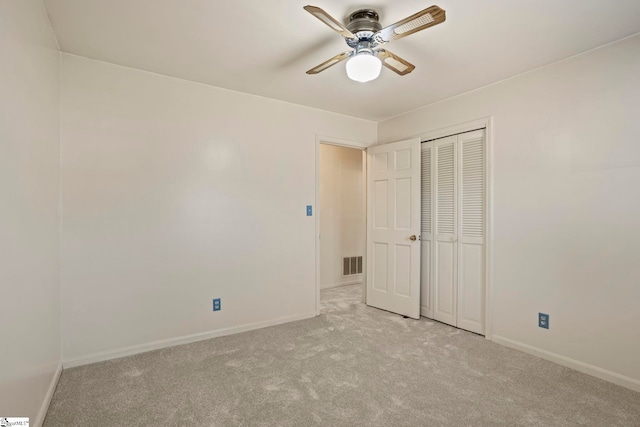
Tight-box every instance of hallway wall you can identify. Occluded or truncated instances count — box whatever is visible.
[319,144,364,289]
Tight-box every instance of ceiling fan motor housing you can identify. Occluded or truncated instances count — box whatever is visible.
[346,9,383,50]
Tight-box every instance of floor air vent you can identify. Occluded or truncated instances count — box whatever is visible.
[343,256,363,276]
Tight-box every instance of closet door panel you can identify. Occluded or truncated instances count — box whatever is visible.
[457,130,485,334]
[420,142,434,318]
[433,136,457,326]
[459,244,483,327]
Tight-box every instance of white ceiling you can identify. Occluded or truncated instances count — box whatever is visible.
[43,0,640,121]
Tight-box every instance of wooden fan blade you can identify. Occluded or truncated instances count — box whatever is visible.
[304,5,356,39]
[306,51,351,74]
[377,5,445,43]
[375,49,415,76]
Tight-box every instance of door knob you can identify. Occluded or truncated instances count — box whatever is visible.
[409,235,417,241]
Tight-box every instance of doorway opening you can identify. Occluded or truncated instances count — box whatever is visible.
[317,142,366,314]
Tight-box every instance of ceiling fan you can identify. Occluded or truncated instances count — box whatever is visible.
[304,5,446,82]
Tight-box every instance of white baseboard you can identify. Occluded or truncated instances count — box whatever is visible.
[492,335,640,393]
[63,312,317,369]
[320,280,362,290]
[35,363,62,427]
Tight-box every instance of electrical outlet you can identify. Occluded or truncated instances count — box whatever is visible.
[539,313,549,329]
[306,205,313,216]
[213,298,221,311]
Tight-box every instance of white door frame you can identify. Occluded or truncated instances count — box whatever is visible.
[412,117,494,339]
[315,135,368,316]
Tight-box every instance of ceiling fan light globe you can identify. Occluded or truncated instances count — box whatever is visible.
[346,53,382,82]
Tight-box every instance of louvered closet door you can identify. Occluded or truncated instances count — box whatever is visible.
[457,130,485,334]
[433,136,457,326]
[420,142,434,318]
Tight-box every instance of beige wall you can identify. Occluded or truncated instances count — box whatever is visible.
[379,34,640,389]
[60,54,377,364]
[319,144,364,289]
[0,0,61,423]
[2,7,639,421]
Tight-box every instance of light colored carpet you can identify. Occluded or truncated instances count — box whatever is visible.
[45,284,640,426]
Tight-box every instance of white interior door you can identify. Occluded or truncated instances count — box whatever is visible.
[366,138,421,319]
[433,136,457,326]
[424,130,486,334]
